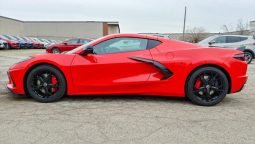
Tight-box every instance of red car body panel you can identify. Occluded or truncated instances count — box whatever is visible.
[7,34,247,97]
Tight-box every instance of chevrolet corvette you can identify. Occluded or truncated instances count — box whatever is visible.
[7,34,248,106]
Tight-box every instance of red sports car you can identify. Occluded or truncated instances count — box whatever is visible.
[7,34,248,106]
[46,38,92,53]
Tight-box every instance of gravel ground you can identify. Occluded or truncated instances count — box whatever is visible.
[0,49,254,144]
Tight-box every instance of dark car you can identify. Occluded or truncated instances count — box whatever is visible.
[46,38,92,53]
[13,36,33,49]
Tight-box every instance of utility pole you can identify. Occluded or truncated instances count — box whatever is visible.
[182,6,187,41]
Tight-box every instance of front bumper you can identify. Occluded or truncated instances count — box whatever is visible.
[7,68,26,95]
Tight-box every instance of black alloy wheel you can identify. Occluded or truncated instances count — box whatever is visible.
[186,67,229,106]
[26,65,66,102]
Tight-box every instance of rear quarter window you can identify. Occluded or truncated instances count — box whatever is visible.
[227,36,248,43]
[147,39,161,49]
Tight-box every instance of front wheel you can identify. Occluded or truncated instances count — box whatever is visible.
[186,67,229,106]
[25,65,66,102]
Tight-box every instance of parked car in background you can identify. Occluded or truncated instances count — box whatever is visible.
[0,35,19,49]
[0,39,8,49]
[46,38,92,53]
[13,36,33,48]
[198,35,255,64]
[21,37,39,49]
[3,35,27,48]
[30,38,49,48]
[27,37,44,49]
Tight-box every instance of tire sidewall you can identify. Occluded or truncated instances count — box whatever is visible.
[26,65,66,102]
[244,52,253,64]
[52,48,60,53]
[186,67,229,106]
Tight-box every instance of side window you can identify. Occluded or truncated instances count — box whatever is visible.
[226,36,248,43]
[79,39,91,44]
[67,39,79,44]
[212,36,226,44]
[93,38,148,54]
[147,39,161,49]
[240,37,248,41]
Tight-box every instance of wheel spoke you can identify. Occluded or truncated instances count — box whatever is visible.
[211,86,224,92]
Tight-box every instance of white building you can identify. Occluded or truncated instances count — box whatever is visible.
[0,16,120,40]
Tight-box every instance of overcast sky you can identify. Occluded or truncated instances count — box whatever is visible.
[0,0,254,33]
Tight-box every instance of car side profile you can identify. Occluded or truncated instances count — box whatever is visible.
[7,34,247,106]
[0,35,19,49]
[46,38,92,53]
[198,35,255,63]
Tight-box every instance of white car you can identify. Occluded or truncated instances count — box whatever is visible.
[0,39,8,49]
[198,35,255,64]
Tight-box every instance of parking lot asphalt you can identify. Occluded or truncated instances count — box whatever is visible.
[0,49,254,144]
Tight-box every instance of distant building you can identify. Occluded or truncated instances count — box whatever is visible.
[0,16,120,40]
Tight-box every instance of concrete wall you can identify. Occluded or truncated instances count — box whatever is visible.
[0,17,24,35]
[24,22,103,40]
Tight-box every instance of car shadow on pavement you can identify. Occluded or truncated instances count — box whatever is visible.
[6,93,191,105]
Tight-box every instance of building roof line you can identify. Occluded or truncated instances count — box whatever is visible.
[0,15,119,24]
[0,16,23,22]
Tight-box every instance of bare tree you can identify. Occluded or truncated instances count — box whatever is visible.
[221,19,249,35]
[221,24,234,33]
[236,19,249,35]
[183,27,207,43]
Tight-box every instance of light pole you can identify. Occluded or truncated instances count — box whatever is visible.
[182,6,187,41]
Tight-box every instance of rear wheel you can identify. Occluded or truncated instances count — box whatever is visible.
[186,67,229,106]
[52,48,60,53]
[244,51,253,64]
[25,65,66,102]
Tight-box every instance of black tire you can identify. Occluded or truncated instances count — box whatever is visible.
[52,48,60,53]
[244,51,253,64]
[186,67,229,106]
[25,65,66,102]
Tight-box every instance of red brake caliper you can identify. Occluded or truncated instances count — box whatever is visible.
[51,75,58,93]
[194,78,202,89]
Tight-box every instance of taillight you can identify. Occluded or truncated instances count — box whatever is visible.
[233,53,245,61]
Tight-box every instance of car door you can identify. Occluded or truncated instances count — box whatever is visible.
[64,39,81,51]
[71,37,157,94]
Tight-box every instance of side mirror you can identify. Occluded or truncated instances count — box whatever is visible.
[63,42,67,45]
[81,46,94,56]
[209,41,216,45]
